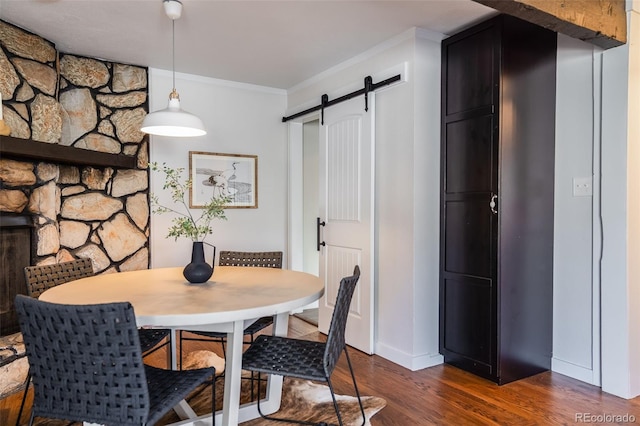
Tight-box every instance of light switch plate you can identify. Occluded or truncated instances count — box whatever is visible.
[573,176,593,197]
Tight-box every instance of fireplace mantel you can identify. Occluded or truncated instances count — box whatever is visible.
[0,135,137,169]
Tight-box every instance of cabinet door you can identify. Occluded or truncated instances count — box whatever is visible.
[444,26,495,116]
[440,24,499,379]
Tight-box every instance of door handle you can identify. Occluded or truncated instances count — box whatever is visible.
[490,193,498,215]
[317,217,326,251]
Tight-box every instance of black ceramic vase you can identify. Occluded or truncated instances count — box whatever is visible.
[183,241,214,283]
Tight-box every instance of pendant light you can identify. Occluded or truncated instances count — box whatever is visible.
[141,0,206,137]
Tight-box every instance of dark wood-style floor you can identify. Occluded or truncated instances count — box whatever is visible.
[3,315,640,425]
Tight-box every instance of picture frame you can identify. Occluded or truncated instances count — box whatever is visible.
[189,151,258,209]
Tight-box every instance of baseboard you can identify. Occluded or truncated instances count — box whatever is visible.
[552,357,599,385]
[375,341,444,371]
[292,308,318,327]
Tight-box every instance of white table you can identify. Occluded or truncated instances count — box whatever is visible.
[39,266,323,426]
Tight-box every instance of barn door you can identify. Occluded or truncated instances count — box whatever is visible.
[318,95,375,354]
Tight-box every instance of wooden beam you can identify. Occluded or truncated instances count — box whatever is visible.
[0,136,137,169]
[473,0,626,49]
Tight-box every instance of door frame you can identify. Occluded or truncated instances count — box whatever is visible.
[287,114,321,272]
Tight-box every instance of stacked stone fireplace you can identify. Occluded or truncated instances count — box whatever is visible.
[0,20,151,397]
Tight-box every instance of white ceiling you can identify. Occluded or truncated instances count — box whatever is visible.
[0,0,496,90]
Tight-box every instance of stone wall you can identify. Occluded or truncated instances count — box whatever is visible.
[0,19,150,272]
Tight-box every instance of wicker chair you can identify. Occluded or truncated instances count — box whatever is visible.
[17,259,172,426]
[242,265,365,426]
[218,251,283,268]
[23,259,172,359]
[23,258,94,298]
[14,295,215,426]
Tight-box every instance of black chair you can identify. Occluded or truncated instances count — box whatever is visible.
[242,265,365,426]
[14,295,215,426]
[17,259,173,426]
[23,259,172,360]
[179,250,283,364]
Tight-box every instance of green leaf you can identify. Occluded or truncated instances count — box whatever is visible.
[149,162,228,242]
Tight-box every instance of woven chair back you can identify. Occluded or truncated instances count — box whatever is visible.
[219,250,283,269]
[24,258,94,298]
[323,265,360,377]
[15,295,150,425]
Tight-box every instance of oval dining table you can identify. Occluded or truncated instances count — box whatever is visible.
[39,265,324,426]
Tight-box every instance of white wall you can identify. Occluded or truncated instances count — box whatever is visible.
[286,28,444,370]
[412,31,443,367]
[626,5,640,398]
[626,6,640,397]
[302,120,319,276]
[599,3,640,398]
[553,1,640,397]
[552,35,599,384]
[148,69,288,268]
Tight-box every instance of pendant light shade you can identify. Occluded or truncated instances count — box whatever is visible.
[141,90,206,137]
[141,0,206,137]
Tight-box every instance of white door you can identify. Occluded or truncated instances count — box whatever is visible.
[318,95,375,354]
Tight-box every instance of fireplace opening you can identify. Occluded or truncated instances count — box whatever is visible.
[0,213,33,336]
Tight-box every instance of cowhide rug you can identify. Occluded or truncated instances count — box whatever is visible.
[22,369,386,425]
[264,377,386,426]
[160,372,386,426]
[165,350,386,425]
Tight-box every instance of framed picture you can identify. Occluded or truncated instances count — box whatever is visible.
[189,151,258,209]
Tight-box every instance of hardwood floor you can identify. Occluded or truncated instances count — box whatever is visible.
[3,315,640,425]
[285,318,640,425]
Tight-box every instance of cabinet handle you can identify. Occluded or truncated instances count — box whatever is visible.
[490,193,498,215]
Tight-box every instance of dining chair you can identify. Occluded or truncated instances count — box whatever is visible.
[23,259,172,360]
[14,295,215,426]
[23,258,94,298]
[242,265,365,426]
[16,259,172,426]
[179,250,283,360]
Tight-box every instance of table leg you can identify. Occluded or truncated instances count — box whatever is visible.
[221,320,244,425]
[171,328,178,370]
[171,328,199,420]
[173,401,198,420]
[144,314,296,426]
[273,311,289,337]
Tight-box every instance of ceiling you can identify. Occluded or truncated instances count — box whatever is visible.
[0,0,496,90]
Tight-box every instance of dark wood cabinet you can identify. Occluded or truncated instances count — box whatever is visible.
[439,15,556,384]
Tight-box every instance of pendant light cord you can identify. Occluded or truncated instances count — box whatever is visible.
[172,18,176,94]
[141,0,206,136]
[169,18,178,100]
